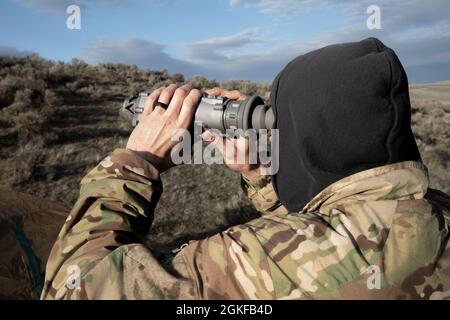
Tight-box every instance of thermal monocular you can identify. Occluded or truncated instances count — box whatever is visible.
[120,91,275,134]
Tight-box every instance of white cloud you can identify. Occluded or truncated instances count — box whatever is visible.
[185,28,263,61]
[225,0,450,82]
[16,0,77,12]
[15,0,161,13]
[78,21,450,83]
[229,0,354,17]
[78,34,294,81]
[13,0,450,83]
[229,0,450,25]
[229,0,243,6]
[80,38,198,75]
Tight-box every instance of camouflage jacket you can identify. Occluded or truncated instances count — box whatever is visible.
[41,149,450,299]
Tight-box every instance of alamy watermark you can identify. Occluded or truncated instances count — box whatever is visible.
[65,265,81,290]
[367,5,381,30]
[366,264,381,290]
[66,5,81,30]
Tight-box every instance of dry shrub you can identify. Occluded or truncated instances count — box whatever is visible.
[411,100,450,193]
[41,89,61,118]
[171,73,185,83]
[11,137,45,184]
[13,110,45,143]
[0,76,22,107]
[188,76,219,89]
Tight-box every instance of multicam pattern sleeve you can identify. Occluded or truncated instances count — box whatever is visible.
[41,149,197,299]
[241,175,288,215]
[182,162,450,299]
[42,153,450,300]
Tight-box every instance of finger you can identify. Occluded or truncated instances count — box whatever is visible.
[179,88,202,127]
[235,135,250,165]
[202,130,225,154]
[205,87,246,101]
[204,131,238,164]
[201,130,216,142]
[155,84,178,112]
[226,134,253,165]
[224,137,241,165]
[205,87,222,96]
[223,90,246,101]
[143,88,163,116]
[166,84,192,117]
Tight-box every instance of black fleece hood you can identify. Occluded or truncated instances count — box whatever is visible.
[271,37,421,212]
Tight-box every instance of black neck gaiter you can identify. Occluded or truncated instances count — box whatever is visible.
[271,37,421,212]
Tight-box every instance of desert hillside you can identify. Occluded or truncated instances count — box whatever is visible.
[409,81,450,195]
[0,55,448,249]
[410,81,450,104]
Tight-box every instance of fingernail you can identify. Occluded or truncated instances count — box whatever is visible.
[202,130,213,141]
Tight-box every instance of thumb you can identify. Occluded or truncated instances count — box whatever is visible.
[202,130,227,157]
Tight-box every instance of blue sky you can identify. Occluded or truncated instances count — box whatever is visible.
[1,0,449,83]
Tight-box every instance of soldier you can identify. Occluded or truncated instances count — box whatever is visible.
[41,38,450,300]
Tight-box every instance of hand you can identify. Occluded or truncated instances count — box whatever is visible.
[126,84,202,173]
[202,87,264,181]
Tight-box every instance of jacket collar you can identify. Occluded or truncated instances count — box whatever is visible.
[301,161,429,214]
